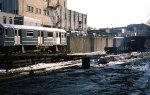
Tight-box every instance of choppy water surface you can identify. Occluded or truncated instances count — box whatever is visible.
[0,58,150,95]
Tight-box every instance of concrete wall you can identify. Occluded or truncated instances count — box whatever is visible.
[67,36,91,53]
[67,36,113,53]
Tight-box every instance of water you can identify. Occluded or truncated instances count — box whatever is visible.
[0,58,150,95]
[90,59,98,64]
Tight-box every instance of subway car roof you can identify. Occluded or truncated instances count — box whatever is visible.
[0,24,66,33]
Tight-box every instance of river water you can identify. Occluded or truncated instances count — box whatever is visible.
[0,58,150,95]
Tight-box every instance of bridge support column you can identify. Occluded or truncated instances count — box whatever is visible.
[82,57,90,69]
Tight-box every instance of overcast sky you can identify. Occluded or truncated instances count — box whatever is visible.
[67,0,150,28]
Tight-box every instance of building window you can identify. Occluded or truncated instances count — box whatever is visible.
[3,16,6,24]
[44,10,47,15]
[31,7,34,12]
[64,1,66,7]
[27,6,30,12]
[79,21,82,24]
[47,32,53,37]
[27,5,34,12]
[9,17,12,24]
[39,9,41,14]
[43,10,50,15]
[14,10,18,14]
[36,8,38,14]
[43,9,50,15]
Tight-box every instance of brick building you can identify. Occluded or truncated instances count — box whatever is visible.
[0,0,87,32]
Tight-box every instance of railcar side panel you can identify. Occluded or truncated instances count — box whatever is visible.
[0,24,67,53]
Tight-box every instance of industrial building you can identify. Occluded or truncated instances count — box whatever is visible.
[87,24,150,37]
[0,0,87,32]
[126,24,150,36]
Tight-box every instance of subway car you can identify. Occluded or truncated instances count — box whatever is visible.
[0,24,67,53]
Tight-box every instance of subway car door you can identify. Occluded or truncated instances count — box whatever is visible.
[59,32,62,44]
[38,31,44,45]
[14,30,21,45]
[56,32,60,44]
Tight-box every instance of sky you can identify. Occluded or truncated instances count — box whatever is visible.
[67,0,150,28]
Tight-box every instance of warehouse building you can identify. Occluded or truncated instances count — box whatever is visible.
[0,0,87,32]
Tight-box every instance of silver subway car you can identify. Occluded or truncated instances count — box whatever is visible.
[0,24,67,53]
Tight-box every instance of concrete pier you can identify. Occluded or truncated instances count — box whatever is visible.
[67,36,113,53]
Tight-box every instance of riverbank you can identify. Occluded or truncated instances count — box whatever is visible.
[0,60,82,80]
[0,53,150,94]
[0,52,150,80]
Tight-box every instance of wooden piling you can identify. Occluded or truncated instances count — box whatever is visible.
[82,57,90,69]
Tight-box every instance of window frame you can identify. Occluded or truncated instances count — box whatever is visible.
[27,6,30,12]
[27,5,34,13]
[36,8,38,14]
[26,30,34,37]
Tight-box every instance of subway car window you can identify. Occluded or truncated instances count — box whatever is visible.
[5,29,8,36]
[27,31,33,37]
[19,30,22,36]
[56,32,59,37]
[47,32,53,37]
[59,32,61,37]
[41,31,44,37]
[38,31,40,36]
